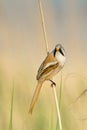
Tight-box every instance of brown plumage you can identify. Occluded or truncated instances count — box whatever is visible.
[29,80,43,114]
[29,44,66,114]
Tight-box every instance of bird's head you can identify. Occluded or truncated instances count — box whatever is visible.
[54,44,66,64]
[54,44,65,56]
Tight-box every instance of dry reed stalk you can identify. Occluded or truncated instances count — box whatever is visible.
[38,0,63,130]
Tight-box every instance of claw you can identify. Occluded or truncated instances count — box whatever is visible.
[49,80,56,87]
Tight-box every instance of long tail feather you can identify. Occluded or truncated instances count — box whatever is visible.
[29,81,43,114]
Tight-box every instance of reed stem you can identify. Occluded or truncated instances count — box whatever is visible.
[38,0,49,54]
[53,86,62,130]
[38,0,63,130]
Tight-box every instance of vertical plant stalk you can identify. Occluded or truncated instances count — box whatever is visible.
[53,87,62,130]
[38,0,63,130]
[59,72,62,109]
[9,84,14,130]
[38,0,49,54]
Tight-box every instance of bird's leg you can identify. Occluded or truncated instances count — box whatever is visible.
[49,80,56,87]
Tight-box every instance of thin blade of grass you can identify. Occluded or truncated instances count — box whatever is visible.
[9,82,14,130]
[59,73,62,109]
[50,108,53,130]
[56,73,62,130]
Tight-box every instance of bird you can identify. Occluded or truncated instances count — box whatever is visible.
[29,44,66,114]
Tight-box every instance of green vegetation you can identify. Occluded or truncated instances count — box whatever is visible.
[9,83,14,130]
[0,72,86,130]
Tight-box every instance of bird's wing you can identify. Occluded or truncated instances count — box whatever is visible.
[37,53,58,80]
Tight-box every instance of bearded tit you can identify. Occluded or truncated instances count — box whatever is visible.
[29,44,66,114]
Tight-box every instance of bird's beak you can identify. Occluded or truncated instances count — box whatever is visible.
[55,48,59,52]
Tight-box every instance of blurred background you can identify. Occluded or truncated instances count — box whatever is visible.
[0,0,87,130]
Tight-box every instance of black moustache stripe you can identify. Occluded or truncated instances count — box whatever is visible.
[59,48,64,56]
[54,48,56,56]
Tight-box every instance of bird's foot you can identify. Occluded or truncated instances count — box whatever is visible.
[49,80,56,87]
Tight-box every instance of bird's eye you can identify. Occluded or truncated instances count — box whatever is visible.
[59,48,65,56]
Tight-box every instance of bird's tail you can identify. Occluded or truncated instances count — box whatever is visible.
[29,81,43,114]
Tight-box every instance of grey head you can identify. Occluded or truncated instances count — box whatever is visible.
[54,44,66,57]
